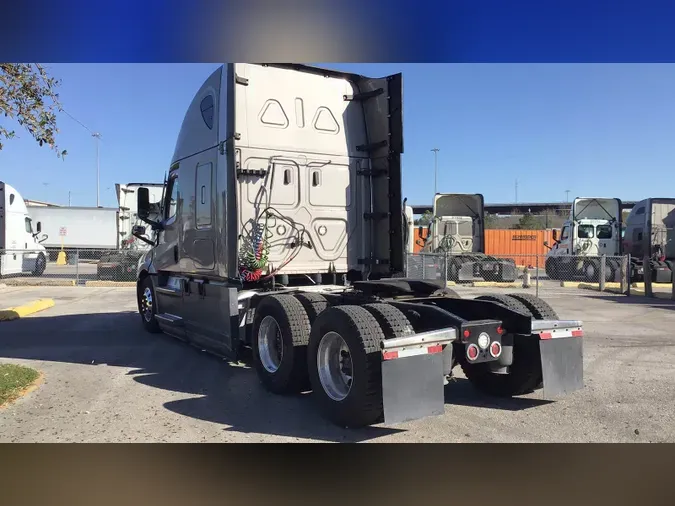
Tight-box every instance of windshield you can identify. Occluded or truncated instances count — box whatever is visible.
[596,224,612,239]
[578,224,594,239]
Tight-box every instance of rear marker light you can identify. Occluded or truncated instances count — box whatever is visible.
[490,341,502,358]
[466,344,479,361]
[463,329,471,341]
[496,326,504,335]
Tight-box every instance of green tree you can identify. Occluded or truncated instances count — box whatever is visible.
[512,212,544,230]
[414,210,433,226]
[0,64,66,157]
[484,213,499,229]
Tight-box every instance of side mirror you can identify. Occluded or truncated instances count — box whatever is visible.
[137,187,150,219]
[417,225,423,237]
[36,222,42,234]
[132,225,146,236]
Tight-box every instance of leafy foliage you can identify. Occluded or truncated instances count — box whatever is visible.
[0,63,66,157]
[414,210,433,226]
[512,212,545,230]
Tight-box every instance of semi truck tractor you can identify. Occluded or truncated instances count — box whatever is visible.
[416,193,518,283]
[132,63,584,428]
[544,197,622,282]
[623,198,675,283]
[0,181,48,278]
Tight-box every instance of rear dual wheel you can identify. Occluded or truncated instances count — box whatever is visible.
[252,294,414,428]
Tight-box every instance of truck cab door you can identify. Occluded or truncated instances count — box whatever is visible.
[152,170,185,330]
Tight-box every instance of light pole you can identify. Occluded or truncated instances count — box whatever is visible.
[565,190,570,203]
[431,148,440,196]
[92,132,102,207]
[62,109,102,207]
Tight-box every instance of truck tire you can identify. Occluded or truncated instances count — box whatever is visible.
[506,293,559,320]
[307,305,386,428]
[293,293,329,325]
[459,294,543,397]
[251,294,311,395]
[137,276,162,333]
[31,253,47,277]
[545,257,558,280]
[363,303,414,339]
[583,260,600,282]
[472,294,531,315]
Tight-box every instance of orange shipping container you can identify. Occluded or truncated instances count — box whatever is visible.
[413,228,556,267]
[485,229,555,267]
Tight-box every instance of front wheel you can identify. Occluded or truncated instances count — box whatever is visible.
[31,253,46,277]
[138,276,161,333]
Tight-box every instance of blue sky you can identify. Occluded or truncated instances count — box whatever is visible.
[1,63,674,209]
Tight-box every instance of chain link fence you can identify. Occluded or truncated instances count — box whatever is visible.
[0,248,145,285]
[406,252,634,297]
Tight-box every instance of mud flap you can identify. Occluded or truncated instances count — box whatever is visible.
[540,337,583,399]
[381,352,445,425]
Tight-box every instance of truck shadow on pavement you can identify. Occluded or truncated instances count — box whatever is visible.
[1,310,555,440]
[1,311,404,442]
[587,294,675,311]
[443,378,552,411]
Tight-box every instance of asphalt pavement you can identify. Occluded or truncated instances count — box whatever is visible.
[1,286,674,442]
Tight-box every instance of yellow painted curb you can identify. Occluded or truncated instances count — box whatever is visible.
[446,281,456,287]
[470,281,522,288]
[84,281,136,287]
[0,299,55,322]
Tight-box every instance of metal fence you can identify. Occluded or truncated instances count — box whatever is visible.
[0,248,145,285]
[406,252,634,297]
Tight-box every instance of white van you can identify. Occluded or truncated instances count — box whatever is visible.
[0,181,48,278]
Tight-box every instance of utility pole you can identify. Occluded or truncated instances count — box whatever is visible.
[92,132,102,207]
[62,109,102,208]
[431,148,440,197]
[515,179,518,204]
[565,189,570,203]
[68,191,71,207]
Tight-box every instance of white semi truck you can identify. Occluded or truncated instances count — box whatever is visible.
[416,193,518,283]
[0,181,48,278]
[132,63,585,428]
[544,197,623,282]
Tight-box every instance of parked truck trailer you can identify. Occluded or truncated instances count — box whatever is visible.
[132,63,584,428]
[623,198,675,283]
[26,205,119,262]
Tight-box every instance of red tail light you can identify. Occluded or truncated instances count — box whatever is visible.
[496,326,504,335]
[463,329,471,341]
[490,341,502,358]
[466,344,479,361]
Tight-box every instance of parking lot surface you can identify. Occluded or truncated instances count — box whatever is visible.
[1,285,674,443]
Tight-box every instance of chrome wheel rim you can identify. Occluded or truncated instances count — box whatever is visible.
[141,287,154,322]
[586,263,595,279]
[258,316,283,373]
[317,331,353,401]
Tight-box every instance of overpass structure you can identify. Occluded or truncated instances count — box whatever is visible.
[410,200,638,215]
